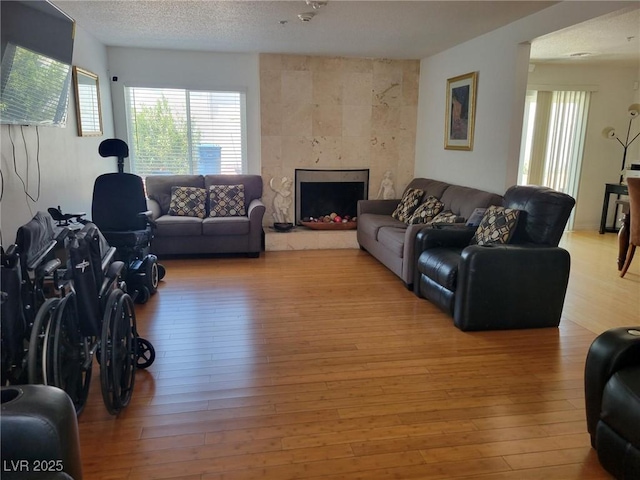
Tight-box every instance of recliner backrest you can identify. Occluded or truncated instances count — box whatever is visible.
[503,185,575,246]
[92,173,148,232]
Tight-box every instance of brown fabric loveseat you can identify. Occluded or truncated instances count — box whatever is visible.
[357,178,503,289]
[145,174,265,257]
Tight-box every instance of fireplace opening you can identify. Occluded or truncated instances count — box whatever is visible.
[295,169,369,225]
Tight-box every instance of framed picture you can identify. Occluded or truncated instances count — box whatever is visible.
[444,71,478,151]
[72,66,103,136]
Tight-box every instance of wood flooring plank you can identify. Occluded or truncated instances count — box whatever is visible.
[72,233,627,479]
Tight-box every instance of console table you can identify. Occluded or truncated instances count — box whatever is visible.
[599,183,629,234]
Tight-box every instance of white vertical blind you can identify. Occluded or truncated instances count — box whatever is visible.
[543,90,590,195]
[519,89,590,230]
[125,87,246,177]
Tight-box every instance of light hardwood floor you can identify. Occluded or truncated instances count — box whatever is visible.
[77,231,639,479]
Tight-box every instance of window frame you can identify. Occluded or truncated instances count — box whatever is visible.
[123,85,248,177]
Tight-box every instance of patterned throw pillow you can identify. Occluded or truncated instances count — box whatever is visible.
[391,188,424,223]
[168,186,206,218]
[473,205,520,246]
[209,184,246,217]
[407,196,444,225]
[431,210,464,224]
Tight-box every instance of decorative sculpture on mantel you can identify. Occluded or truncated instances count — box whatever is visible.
[376,170,396,200]
[602,103,640,184]
[269,176,294,228]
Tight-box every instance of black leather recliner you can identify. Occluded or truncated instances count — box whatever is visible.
[1,385,83,480]
[413,185,575,331]
[585,327,640,479]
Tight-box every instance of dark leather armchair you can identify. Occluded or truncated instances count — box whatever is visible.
[413,185,575,331]
[585,327,640,479]
[1,385,83,480]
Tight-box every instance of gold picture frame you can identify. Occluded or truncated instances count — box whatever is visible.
[72,66,103,136]
[444,71,478,151]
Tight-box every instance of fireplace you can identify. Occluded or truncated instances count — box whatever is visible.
[295,169,369,225]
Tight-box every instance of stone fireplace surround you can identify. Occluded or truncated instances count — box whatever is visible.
[259,53,420,250]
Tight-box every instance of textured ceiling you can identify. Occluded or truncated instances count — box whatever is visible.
[53,1,555,59]
[530,6,640,66]
[52,1,639,65]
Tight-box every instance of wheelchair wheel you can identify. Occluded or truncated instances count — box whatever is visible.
[136,337,155,369]
[28,298,59,384]
[51,294,92,414]
[158,263,166,281]
[135,286,150,305]
[145,257,159,294]
[100,290,137,415]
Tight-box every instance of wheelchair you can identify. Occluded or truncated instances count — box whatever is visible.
[91,138,166,304]
[34,221,154,414]
[1,212,66,385]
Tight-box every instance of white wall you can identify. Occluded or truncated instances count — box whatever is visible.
[106,48,261,175]
[0,24,114,244]
[528,64,640,230]
[414,1,633,196]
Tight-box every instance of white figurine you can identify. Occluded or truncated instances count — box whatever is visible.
[377,170,396,200]
[269,176,293,224]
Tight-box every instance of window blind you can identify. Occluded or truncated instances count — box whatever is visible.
[125,87,246,177]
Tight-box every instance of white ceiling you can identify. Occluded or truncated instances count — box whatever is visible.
[530,6,640,66]
[52,1,639,65]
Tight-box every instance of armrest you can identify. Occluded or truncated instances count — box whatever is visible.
[137,210,157,228]
[41,258,62,277]
[415,226,475,252]
[247,198,266,222]
[357,199,399,216]
[101,246,117,273]
[100,260,125,297]
[454,245,570,331]
[585,327,640,440]
[1,244,19,268]
[26,239,59,271]
[146,198,162,221]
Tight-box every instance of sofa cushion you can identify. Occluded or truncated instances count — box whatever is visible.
[408,196,444,225]
[406,179,450,201]
[145,175,205,215]
[202,216,250,236]
[377,227,406,258]
[417,247,464,291]
[440,184,504,220]
[432,210,464,224]
[472,205,520,246]
[209,184,246,217]
[169,186,207,219]
[358,213,406,240]
[392,188,424,223]
[155,215,203,237]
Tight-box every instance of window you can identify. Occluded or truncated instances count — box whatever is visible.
[125,87,246,177]
[518,89,591,230]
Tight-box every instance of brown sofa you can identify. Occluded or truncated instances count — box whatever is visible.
[357,178,503,289]
[145,174,265,257]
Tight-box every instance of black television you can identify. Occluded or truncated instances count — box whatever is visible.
[1,0,75,127]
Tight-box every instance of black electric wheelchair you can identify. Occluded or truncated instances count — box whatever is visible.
[34,221,153,414]
[1,212,66,385]
[91,138,166,304]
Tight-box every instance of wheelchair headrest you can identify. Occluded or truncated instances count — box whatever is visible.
[99,139,129,159]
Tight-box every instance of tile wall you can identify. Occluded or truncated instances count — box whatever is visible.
[259,54,420,226]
